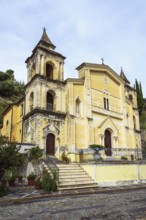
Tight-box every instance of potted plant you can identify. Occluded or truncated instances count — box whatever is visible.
[61,152,70,163]
[131,154,134,161]
[89,144,104,160]
[18,175,23,183]
[79,150,83,163]
[27,172,36,186]
[35,176,42,190]
[121,156,128,161]
[8,176,17,186]
[8,167,18,186]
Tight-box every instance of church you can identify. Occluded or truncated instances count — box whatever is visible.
[0,29,141,162]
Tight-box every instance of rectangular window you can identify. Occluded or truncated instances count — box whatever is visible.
[104,98,109,110]
[104,98,106,109]
[107,99,109,110]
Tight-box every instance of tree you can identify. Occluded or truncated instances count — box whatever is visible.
[0,136,21,196]
[28,146,43,162]
[0,69,25,98]
[6,69,14,80]
[135,79,144,116]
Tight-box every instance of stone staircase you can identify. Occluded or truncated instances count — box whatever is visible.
[57,163,98,190]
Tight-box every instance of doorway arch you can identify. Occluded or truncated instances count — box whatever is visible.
[104,129,112,156]
[46,133,55,155]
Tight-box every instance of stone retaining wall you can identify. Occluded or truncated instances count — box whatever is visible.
[81,162,146,186]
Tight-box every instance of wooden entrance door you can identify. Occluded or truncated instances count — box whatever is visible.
[46,133,55,155]
[104,129,112,156]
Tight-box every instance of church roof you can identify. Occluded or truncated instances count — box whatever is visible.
[38,28,56,50]
[76,62,124,83]
[25,29,66,63]
[120,67,130,84]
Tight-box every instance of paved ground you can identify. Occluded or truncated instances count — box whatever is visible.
[1,183,146,202]
[0,186,146,219]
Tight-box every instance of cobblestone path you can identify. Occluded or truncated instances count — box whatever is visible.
[0,189,146,220]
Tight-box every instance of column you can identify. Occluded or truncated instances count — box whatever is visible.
[41,56,45,75]
[38,54,41,73]
[99,134,104,146]
[27,64,31,82]
[35,55,39,74]
[61,62,64,81]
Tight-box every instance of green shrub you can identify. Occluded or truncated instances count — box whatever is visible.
[28,146,43,162]
[89,144,104,150]
[0,179,9,197]
[27,172,36,180]
[121,156,128,161]
[41,171,58,192]
[61,152,70,163]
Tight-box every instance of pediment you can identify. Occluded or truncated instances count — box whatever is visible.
[43,123,59,135]
[98,116,119,132]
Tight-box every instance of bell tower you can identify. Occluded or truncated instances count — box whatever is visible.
[25,28,65,82]
[23,29,66,147]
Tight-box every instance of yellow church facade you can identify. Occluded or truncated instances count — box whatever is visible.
[0,29,141,161]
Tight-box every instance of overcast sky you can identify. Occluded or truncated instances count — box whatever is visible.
[0,0,146,96]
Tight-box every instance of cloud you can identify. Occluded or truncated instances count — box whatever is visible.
[0,0,146,95]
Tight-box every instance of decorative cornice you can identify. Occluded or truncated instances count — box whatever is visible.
[25,46,66,63]
[76,62,124,85]
[25,74,65,89]
[23,108,66,121]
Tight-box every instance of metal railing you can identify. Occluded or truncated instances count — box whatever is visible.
[45,156,59,185]
[46,103,54,112]
[78,147,143,162]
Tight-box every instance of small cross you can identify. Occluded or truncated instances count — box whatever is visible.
[101,58,104,65]
[42,27,46,32]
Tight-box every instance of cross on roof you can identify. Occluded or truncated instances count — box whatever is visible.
[101,58,104,65]
[42,27,47,32]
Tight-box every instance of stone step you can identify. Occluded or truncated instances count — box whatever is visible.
[44,159,97,190]
[59,170,87,175]
[59,175,92,180]
[57,164,79,167]
[59,177,94,184]
[59,185,98,191]
[58,165,82,167]
[59,168,85,171]
[59,183,97,190]
[59,173,90,178]
[59,180,96,186]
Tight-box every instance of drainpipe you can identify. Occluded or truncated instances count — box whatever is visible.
[10,106,13,142]
[21,116,23,143]
[137,161,141,183]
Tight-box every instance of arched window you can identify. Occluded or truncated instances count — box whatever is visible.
[6,120,9,126]
[104,129,112,156]
[133,116,136,130]
[46,63,53,79]
[76,97,81,117]
[29,92,34,111]
[47,92,54,111]
[129,94,133,102]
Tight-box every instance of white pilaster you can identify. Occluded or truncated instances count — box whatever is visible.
[41,56,45,75]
